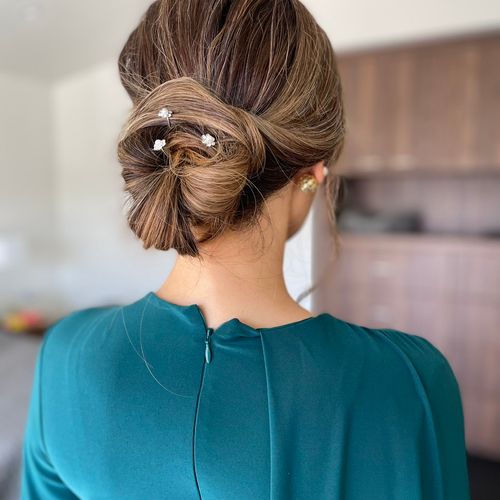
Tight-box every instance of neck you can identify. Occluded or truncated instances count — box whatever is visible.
[156,223,311,330]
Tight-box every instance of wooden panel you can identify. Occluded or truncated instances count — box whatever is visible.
[401,295,462,375]
[336,50,416,175]
[455,301,500,397]
[335,32,500,176]
[409,41,473,170]
[336,54,382,175]
[475,37,500,169]
[333,233,460,296]
[324,282,406,329]
[457,242,500,300]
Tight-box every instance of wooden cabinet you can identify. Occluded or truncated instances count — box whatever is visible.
[337,50,416,174]
[336,32,500,176]
[316,30,500,459]
[313,232,500,459]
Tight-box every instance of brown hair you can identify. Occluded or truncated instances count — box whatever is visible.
[117,0,345,258]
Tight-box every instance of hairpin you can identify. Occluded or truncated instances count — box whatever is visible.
[153,139,166,151]
[158,108,173,126]
[201,133,216,148]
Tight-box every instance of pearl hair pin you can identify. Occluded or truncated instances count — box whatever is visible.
[155,106,216,149]
[153,139,166,151]
[201,133,216,148]
[158,107,173,126]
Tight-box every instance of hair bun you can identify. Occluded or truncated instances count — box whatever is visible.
[117,77,267,255]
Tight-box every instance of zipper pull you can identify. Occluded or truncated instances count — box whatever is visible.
[205,328,214,364]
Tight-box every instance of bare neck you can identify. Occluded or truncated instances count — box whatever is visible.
[156,227,312,330]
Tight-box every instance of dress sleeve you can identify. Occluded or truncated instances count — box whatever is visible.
[384,329,471,500]
[20,329,79,500]
[421,337,470,499]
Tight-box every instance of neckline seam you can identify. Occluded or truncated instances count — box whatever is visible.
[146,291,327,333]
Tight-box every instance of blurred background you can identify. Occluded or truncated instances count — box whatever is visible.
[1,0,499,499]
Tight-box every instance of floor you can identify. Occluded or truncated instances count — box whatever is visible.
[0,331,41,500]
[467,453,500,499]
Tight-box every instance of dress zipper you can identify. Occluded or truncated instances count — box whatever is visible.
[204,327,214,364]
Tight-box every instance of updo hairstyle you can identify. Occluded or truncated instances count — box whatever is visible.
[117,0,345,257]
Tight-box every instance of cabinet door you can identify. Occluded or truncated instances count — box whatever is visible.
[475,36,500,170]
[408,41,478,171]
[336,50,416,176]
[336,54,382,176]
[335,33,500,175]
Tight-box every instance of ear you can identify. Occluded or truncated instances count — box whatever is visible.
[309,160,327,185]
[291,160,328,190]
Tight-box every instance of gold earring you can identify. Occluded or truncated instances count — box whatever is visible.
[297,174,318,193]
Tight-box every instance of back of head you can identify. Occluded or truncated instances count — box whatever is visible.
[117,0,345,257]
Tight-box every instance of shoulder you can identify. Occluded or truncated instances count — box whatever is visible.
[44,304,121,343]
[321,314,467,445]
[319,315,469,497]
[320,314,461,400]
[373,327,465,428]
[350,323,469,496]
[374,326,461,398]
[378,327,456,375]
[40,304,122,368]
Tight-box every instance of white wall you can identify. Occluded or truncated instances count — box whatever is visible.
[0,73,58,314]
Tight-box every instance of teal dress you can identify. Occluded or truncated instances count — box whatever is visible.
[21,291,470,499]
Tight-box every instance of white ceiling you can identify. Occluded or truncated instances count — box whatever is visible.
[0,0,148,81]
[0,0,499,83]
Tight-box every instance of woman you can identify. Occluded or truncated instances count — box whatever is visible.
[21,0,470,498]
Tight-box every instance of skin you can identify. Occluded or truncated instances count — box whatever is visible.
[156,160,327,330]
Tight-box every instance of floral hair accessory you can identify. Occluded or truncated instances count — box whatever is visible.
[153,139,166,151]
[158,108,173,126]
[201,133,216,148]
